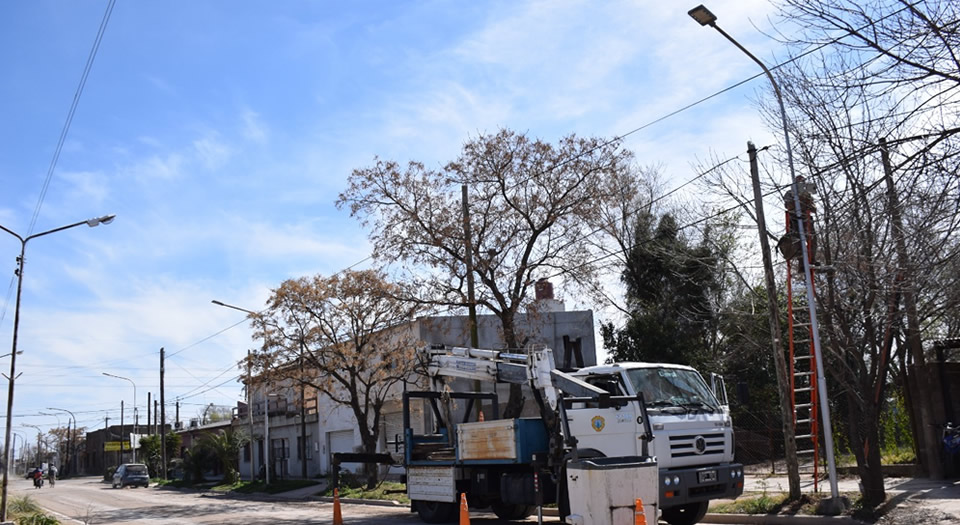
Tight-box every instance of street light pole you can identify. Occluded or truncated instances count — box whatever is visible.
[0,214,115,522]
[213,300,305,482]
[47,408,76,477]
[103,372,137,462]
[39,413,61,467]
[688,4,841,506]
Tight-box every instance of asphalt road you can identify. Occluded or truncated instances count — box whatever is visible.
[6,476,565,524]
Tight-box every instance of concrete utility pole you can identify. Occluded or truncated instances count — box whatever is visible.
[120,400,125,464]
[147,392,151,433]
[248,350,255,482]
[299,353,307,479]
[160,347,166,480]
[749,141,801,498]
[462,185,482,418]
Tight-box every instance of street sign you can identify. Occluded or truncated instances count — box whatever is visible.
[103,441,129,452]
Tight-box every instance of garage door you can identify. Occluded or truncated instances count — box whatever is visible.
[328,430,359,473]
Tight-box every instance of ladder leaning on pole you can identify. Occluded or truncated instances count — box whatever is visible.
[784,205,822,491]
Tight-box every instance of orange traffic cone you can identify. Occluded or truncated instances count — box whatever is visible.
[634,497,647,525]
[459,492,471,525]
[333,487,343,525]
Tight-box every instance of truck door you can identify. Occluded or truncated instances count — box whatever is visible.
[565,375,638,457]
[710,373,728,408]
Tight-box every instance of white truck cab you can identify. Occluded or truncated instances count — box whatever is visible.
[569,362,744,525]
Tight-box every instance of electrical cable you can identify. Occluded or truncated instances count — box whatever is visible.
[26,0,117,236]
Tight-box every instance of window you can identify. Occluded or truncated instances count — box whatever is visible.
[272,438,289,459]
[243,443,251,462]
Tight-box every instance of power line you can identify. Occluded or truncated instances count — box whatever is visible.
[27,0,117,235]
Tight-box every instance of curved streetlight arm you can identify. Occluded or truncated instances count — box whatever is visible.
[0,215,116,245]
[211,300,260,317]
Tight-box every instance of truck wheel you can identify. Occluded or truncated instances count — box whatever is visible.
[491,502,535,520]
[662,501,709,525]
[413,500,457,523]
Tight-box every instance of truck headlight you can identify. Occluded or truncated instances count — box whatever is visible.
[672,475,680,485]
[665,477,672,486]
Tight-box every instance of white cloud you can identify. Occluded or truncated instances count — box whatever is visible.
[125,152,185,182]
[241,109,269,144]
[193,134,233,170]
[58,170,110,206]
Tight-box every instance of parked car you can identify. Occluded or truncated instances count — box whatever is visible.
[112,463,149,489]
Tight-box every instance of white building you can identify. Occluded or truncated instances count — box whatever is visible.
[237,294,597,480]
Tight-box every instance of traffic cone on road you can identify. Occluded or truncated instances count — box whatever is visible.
[333,487,343,525]
[459,492,471,525]
[634,497,647,525]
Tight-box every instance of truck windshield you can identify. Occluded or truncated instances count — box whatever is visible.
[626,368,720,413]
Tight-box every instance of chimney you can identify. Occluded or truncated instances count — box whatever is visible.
[535,279,554,301]
[532,279,565,312]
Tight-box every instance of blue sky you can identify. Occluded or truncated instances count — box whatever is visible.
[0,0,783,439]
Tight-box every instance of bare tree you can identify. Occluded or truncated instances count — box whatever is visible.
[250,269,421,488]
[338,129,636,417]
[760,0,960,505]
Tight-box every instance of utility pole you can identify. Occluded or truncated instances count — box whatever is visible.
[120,400,125,464]
[147,392,151,434]
[248,350,255,482]
[462,185,482,417]
[880,137,944,478]
[299,350,307,479]
[160,347,166,480]
[154,400,158,435]
[749,142,801,499]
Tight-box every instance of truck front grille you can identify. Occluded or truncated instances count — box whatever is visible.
[669,433,725,458]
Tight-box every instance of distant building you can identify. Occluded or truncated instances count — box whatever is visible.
[85,424,170,475]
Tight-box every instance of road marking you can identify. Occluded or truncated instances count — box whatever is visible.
[40,505,86,524]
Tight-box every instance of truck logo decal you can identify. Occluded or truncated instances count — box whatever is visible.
[591,416,605,432]
[694,435,707,454]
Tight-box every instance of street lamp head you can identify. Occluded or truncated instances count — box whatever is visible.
[211,300,225,307]
[86,214,116,228]
[688,4,717,26]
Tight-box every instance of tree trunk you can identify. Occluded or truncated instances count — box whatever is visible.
[360,433,379,489]
[859,420,886,508]
[500,313,526,419]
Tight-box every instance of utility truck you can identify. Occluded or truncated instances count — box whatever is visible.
[402,345,742,525]
[404,345,658,524]
[568,362,743,525]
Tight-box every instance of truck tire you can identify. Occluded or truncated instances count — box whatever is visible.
[491,502,535,520]
[662,501,709,525]
[413,500,457,523]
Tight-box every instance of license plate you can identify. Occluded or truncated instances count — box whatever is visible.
[698,470,717,483]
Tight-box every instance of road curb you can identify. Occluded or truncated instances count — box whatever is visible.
[315,496,405,507]
[703,514,867,524]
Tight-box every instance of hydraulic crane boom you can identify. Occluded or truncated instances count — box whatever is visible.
[423,344,611,412]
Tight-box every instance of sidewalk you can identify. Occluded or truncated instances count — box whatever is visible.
[706,473,960,524]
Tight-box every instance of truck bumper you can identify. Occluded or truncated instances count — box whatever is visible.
[659,463,744,508]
